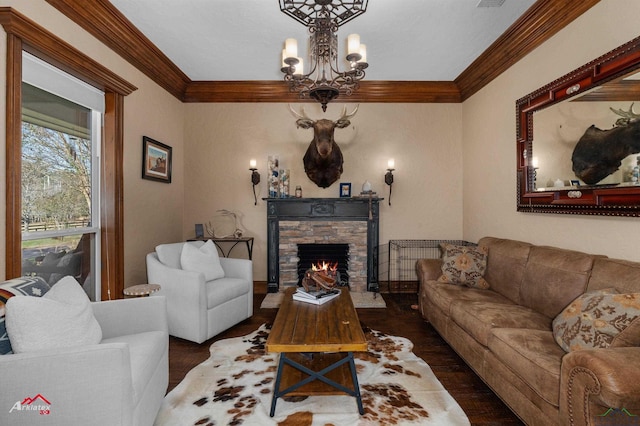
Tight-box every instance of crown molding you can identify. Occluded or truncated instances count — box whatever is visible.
[183,80,461,103]
[455,0,601,101]
[0,7,136,96]
[45,0,598,103]
[44,0,189,99]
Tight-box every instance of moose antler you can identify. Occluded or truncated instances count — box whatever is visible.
[335,105,359,128]
[288,104,314,129]
[610,103,640,127]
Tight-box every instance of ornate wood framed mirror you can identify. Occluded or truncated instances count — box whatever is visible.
[516,35,640,216]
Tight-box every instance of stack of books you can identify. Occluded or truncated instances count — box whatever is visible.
[292,287,340,305]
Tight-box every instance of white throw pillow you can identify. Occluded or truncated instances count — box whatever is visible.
[180,240,225,281]
[5,276,102,353]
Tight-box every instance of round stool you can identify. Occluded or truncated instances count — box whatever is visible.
[123,283,161,297]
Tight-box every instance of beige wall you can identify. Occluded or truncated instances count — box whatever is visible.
[3,0,638,287]
[183,103,463,280]
[0,1,185,289]
[462,0,640,260]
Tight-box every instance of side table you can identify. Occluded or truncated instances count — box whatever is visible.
[187,236,254,260]
[123,283,161,298]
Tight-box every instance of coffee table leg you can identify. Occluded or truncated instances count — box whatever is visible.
[270,353,286,417]
[347,352,365,415]
[270,352,364,417]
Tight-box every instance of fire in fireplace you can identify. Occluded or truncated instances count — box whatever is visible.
[297,243,349,288]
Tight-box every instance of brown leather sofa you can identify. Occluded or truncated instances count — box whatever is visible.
[417,237,640,426]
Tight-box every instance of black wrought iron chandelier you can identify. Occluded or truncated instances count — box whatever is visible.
[279,0,369,112]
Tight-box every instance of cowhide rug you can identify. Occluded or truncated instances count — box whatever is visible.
[155,325,470,426]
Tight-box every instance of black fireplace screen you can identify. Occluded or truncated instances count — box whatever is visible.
[297,243,349,287]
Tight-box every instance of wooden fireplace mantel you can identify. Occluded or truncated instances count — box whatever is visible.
[264,197,382,293]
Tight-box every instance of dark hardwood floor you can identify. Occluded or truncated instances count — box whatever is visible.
[168,288,524,425]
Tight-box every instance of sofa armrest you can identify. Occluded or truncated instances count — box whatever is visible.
[146,252,208,342]
[560,347,640,426]
[220,257,253,283]
[93,296,168,339]
[416,258,442,282]
[0,343,134,426]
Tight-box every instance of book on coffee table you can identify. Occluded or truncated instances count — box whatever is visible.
[293,288,340,305]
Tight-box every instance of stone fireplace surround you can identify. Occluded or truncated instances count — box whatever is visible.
[265,197,381,293]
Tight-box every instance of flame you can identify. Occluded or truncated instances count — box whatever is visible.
[311,261,338,274]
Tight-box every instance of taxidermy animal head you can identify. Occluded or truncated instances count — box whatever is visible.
[571,103,640,184]
[289,104,359,188]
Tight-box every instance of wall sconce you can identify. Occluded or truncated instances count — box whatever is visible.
[532,156,539,190]
[249,159,260,205]
[385,158,395,206]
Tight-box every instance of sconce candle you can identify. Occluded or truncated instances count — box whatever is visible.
[385,159,395,206]
[249,160,260,206]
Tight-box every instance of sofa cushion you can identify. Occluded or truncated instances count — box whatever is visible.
[206,277,250,309]
[488,328,564,407]
[156,242,197,269]
[181,240,224,281]
[520,246,597,319]
[588,257,640,294]
[438,243,490,289]
[450,301,551,346]
[101,330,167,405]
[5,276,102,353]
[480,237,532,304]
[423,280,513,316]
[0,276,50,354]
[553,288,640,352]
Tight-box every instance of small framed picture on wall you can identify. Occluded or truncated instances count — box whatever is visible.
[340,182,351,198]
[142,136,172,183]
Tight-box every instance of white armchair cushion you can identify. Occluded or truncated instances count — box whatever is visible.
[180,240,225,280]
[5,276,102,353]
[156,242,188,269]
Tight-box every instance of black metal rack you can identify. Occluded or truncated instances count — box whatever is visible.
[387,239,476,292]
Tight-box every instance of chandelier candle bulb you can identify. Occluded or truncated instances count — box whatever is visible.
[347,34,360,55]
[294,58,303,75]
[285,38,298,59]
[358,44,367,63]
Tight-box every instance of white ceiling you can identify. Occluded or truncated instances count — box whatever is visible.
[109,0,537,82]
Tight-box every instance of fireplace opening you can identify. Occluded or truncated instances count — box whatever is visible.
[297,243,349,288]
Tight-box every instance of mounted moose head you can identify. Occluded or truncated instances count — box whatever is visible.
[289,105,359,188]
[571,103,640,184]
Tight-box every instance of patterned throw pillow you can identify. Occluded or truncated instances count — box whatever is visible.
[553,288,640,352]
[0,276,50,354]
[438,243,490,289]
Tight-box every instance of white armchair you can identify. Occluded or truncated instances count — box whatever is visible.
[0,296,168,426]
[146,241,253,344]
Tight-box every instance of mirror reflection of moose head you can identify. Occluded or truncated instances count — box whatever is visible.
[571,103,640,184]
[289,104,359,188]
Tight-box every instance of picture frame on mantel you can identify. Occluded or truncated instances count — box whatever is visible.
[340,182,351,198]
[142,136,172,183]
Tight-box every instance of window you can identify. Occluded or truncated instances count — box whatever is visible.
[20,52,103,300]
[2,9,136,300]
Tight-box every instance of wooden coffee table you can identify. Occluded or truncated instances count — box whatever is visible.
[266,287,367,417]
